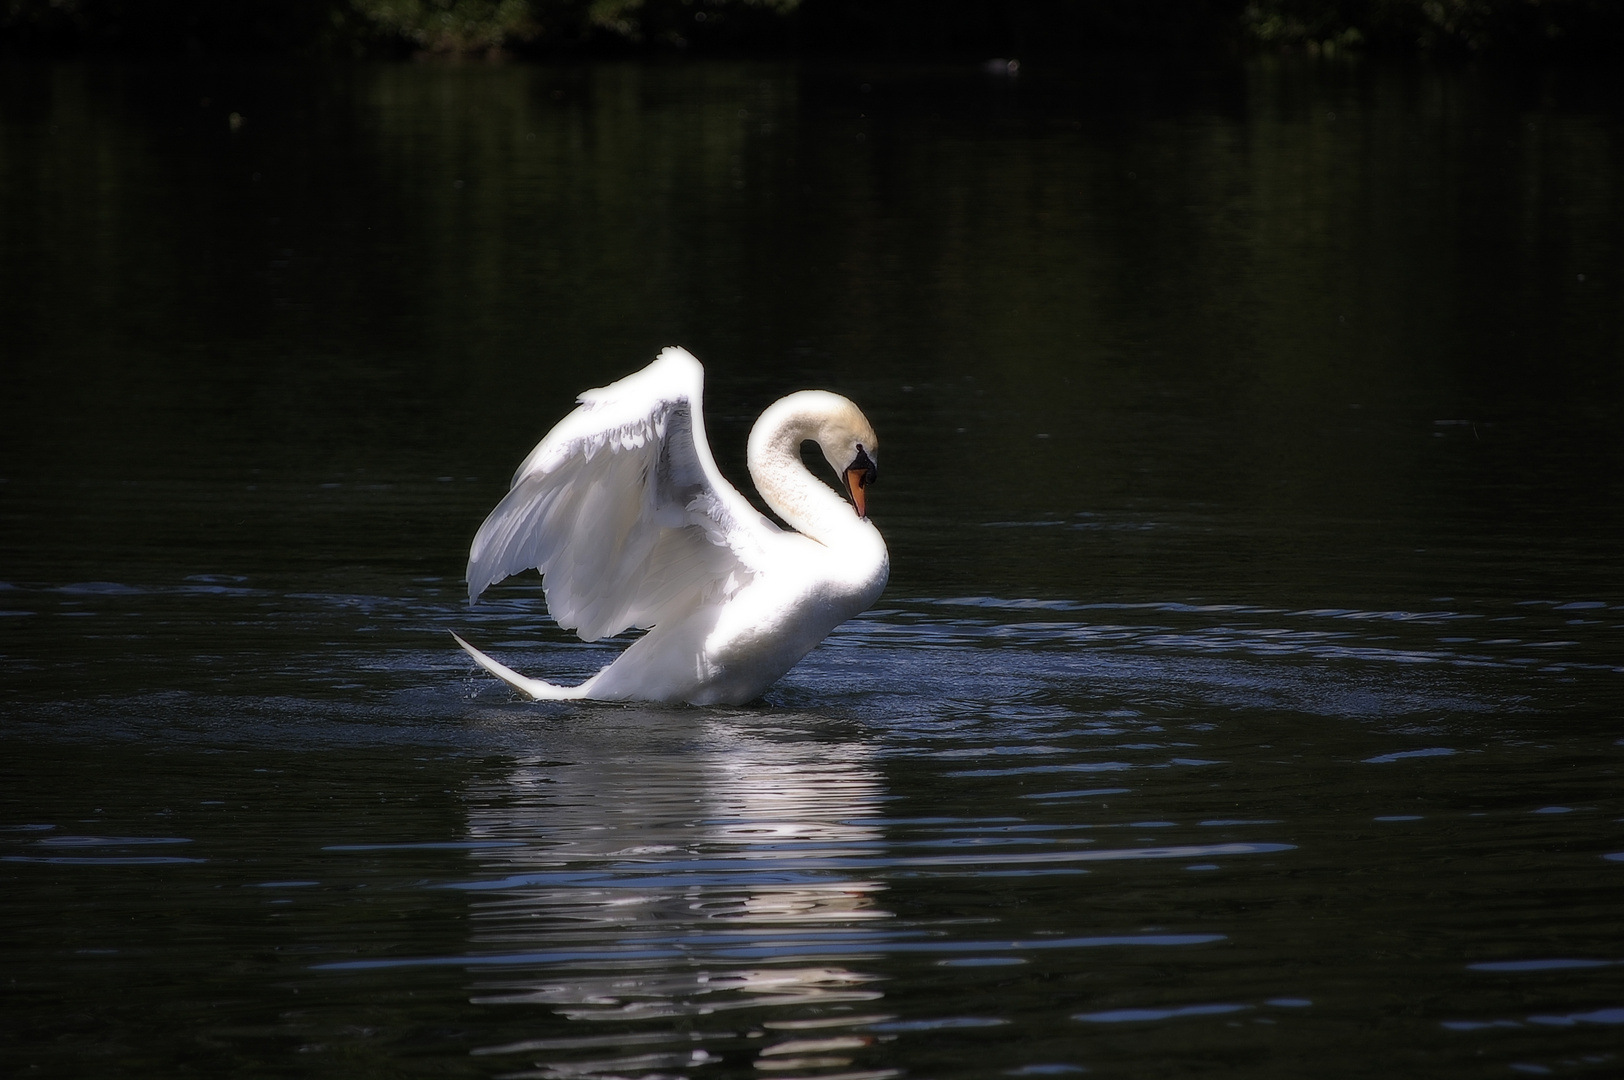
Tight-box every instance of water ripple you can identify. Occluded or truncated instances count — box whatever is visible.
[429,842,1291,891]
[319,931,1225,972]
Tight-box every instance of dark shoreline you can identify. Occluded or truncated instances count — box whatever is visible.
[4,1,1623,63]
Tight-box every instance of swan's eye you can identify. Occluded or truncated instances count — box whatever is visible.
[846,445,876,488]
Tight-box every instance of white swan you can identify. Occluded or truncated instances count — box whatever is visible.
[453,346,889,705]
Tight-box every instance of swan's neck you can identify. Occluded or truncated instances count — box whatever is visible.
[747,404,865,545]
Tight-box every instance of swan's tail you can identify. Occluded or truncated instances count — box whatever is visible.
[451,632,589,700]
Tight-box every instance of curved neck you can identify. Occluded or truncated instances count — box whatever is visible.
[747,402,862,544]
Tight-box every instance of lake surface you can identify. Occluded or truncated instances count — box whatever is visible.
[2,55,1622,1078]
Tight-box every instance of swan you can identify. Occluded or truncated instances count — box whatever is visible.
[453,346,889,705]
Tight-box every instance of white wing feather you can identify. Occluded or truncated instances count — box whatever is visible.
[466,347,779,642]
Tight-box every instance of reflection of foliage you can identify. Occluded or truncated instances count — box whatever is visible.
[352,0,802,55]
[352,0,540,55]
[0,0,801,56]
[1240,0,1624,54]
[1242,1,1367,53]
[2,0,1621,56]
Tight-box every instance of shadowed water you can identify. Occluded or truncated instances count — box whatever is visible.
[2,57,1623,1079]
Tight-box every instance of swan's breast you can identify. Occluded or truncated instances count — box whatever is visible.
[696,528,887,693]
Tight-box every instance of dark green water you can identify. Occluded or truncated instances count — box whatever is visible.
[2,57,1623,1078]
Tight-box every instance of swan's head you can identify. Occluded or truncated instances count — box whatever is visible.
[806,392,880,519]
[752,389,881,519]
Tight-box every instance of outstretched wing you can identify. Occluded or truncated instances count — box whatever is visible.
[466,347,779,642]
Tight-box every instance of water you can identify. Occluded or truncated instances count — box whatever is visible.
[3,57,1623,1078]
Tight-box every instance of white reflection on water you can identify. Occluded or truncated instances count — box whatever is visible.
[458,711,894,1073]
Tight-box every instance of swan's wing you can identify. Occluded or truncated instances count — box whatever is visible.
[466,347,778,641]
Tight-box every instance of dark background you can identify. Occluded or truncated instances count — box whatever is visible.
[3,0,1623,60]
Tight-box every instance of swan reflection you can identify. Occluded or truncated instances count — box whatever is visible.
[458,711,895,1075]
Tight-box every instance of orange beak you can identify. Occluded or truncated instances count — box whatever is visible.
[844,445,877,518]
[845,467,870,518]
